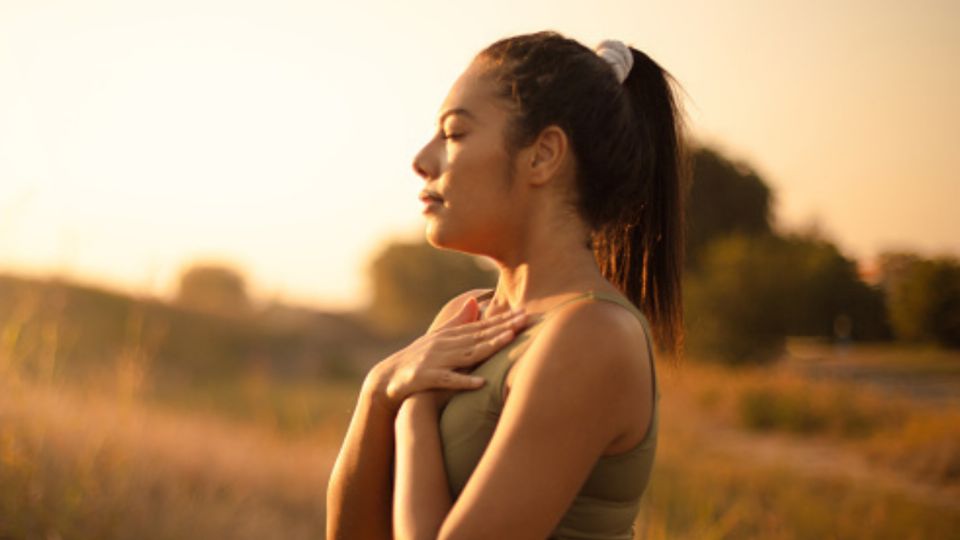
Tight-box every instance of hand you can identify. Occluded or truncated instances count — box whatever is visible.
[364,296,530,414]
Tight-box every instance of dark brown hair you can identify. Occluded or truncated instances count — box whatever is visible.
[478,31,688,360]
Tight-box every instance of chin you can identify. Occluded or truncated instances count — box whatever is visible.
[424,222,457,251]
[425,221,479,255]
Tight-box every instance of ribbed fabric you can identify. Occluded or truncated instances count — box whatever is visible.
[439,289,660,539]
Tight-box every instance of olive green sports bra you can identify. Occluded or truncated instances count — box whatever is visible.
[438,288,660,540]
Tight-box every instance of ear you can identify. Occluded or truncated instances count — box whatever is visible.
[524,125,569,187]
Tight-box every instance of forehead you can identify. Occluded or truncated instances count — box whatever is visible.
[436,62,507,125]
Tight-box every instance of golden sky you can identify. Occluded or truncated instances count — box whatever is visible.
[1,0,957,310]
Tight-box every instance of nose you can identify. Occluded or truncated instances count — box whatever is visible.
[412,157,429,180]
[412,139,438,181]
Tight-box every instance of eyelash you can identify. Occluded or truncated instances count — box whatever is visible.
[440,131,463,141]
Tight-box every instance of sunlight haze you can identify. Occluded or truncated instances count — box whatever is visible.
[1,0,957,310]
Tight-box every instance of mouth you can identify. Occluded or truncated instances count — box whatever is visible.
[419,190,445,205]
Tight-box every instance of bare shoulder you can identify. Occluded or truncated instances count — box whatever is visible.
[505,299,654,451]
[516,299,650,383]
[426,287,495,333]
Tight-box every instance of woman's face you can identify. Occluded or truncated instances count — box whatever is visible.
[412,61,525,257]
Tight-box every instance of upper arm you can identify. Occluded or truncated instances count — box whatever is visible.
[426,288,493,334]
[436,302,652,540]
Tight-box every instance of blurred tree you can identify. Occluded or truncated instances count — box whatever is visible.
[175,263,251,317]
[686,146,775,272]
[684,232,788,364]
[365,240,497,337]
[881,253,960,347]
[775,232,890,340]
[685,231,890,364]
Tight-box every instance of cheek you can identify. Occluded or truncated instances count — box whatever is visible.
[452,137,512,191]
[427,128,519,250]
[427,179,516,253]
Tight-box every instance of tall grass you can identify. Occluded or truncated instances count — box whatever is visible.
[2,275,959,538]
[0,379,338,540]
[866,412,960,487]
[4,372,958,540]
[637,451,960,540]
[637,359,960,539]
[737,382,890,437]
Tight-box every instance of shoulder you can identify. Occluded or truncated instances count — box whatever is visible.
[511,298,651,404]
[523,299,648,379]
[549,298,648,352]
[426,287,494,333]
[504,299,654,441]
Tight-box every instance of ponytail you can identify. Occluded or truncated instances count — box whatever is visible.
[592,49,688,360]
[480,32,689,360]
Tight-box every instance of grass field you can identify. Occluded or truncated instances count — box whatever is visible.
[2,339,959,539]
[642,343,960,539]
[0,377,340,540]
[2,276,958,538]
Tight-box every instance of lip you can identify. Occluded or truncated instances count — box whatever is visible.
[421,199,443,214]
[419,189,444,204]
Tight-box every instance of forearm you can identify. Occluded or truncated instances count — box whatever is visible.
[394,395,453,540]
[326,377,396,540]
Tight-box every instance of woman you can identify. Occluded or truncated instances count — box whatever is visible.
[327,31,686,540]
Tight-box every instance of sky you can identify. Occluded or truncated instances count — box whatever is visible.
[1,0,958,310]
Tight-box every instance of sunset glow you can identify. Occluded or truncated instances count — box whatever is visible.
[2,0,957,309]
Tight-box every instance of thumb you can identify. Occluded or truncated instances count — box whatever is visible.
[438,296,481,330]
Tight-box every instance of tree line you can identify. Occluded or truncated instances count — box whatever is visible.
[364,145,960,364]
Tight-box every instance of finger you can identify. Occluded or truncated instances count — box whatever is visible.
[472,328,518,360]
[428,369,486,390]
[447,327,519,367]
[436,296,481,331]
[442,312,528,347]
[445,308,526,336]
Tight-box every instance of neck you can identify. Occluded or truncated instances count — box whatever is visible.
[484,214,612,316]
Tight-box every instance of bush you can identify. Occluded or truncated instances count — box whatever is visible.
[685,232,889,364]
[738,387,827,434]
[683,233,788,364]
[881,253,960,348]
[175,263,251,317]
[364,240,497,337]
[737,383,883,438]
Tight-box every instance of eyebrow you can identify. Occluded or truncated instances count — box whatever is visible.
[436,107,476,126]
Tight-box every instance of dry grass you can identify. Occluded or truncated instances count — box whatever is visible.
[636,448,960,540]
[665,352,960,491]
[634,356,960,539]
[0,378,341,540]
[1,332,959,538]
[671,361,903,435]
[865,412,960,487]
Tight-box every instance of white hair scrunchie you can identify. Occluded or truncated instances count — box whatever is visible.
[595,39,634,84]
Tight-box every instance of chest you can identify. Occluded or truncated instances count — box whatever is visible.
[437,324,540,497]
